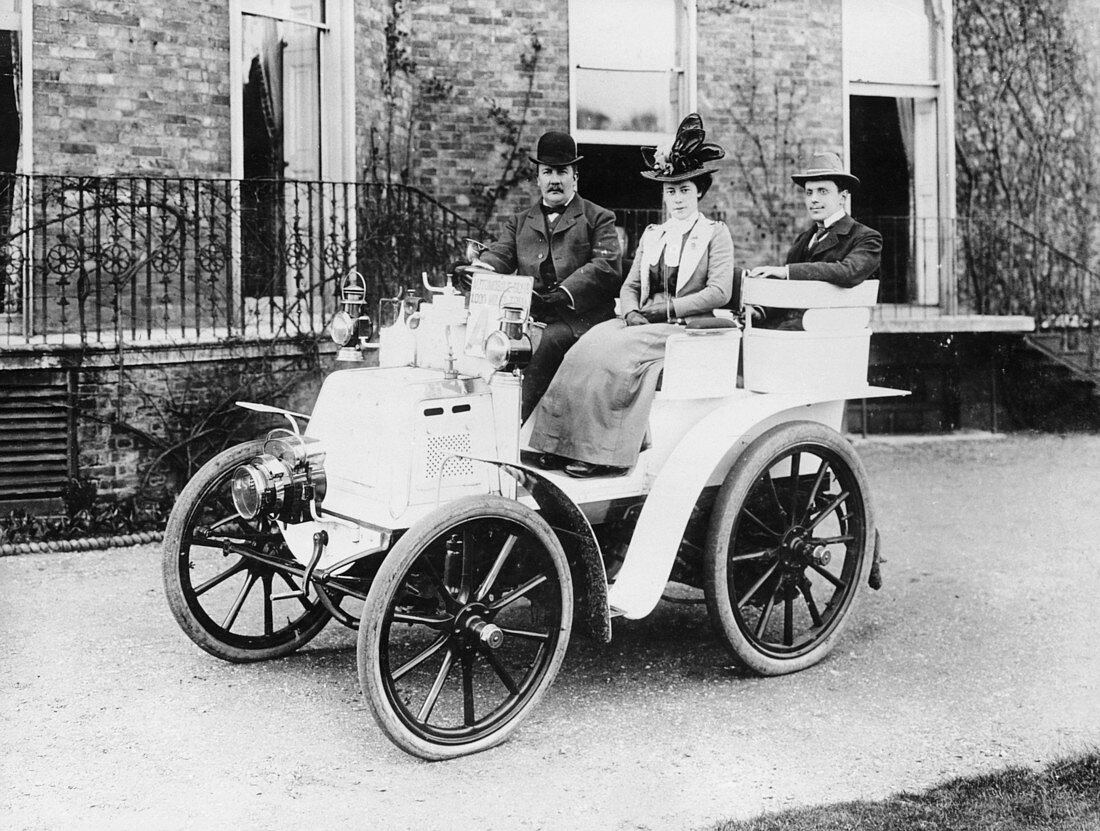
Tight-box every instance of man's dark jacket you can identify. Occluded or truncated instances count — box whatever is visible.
[479,196,623,334]
[784,214,881,286]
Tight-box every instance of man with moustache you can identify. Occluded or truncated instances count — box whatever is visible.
[473,131,623,421]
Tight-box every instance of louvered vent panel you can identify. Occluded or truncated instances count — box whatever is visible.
[0,371,71,500]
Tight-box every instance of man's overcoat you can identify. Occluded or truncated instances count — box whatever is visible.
[479,196,622,334]
[784,214,881,286]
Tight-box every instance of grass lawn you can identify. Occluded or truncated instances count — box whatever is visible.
[706,750,1100,830]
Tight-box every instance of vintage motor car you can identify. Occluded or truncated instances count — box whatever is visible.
[162,265,905,760]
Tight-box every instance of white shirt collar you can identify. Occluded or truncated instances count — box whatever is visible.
[819,210,846,230]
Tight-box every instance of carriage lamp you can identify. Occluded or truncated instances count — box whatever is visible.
[331,269,374,361]
[483,304,532,371]
[231,433,328,523]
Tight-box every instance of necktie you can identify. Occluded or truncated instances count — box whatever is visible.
[810,223,826,249]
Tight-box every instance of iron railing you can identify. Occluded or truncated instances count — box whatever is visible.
[3,180,1096,349]
[855,214,1099,330]
[0,175,482,346]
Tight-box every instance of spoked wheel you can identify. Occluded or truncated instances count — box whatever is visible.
[704,422,874,676]
[359,495,572,760]
[162,441,331,662]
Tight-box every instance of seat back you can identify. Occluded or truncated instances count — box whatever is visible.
[740,277,880,310]
[740,277,879,394]
[659,328,742,399]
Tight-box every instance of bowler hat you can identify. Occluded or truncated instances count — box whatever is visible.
[640,113,725,184]
[791,152,860,191]
[529,131,583,167]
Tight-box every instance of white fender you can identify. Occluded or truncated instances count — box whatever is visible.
[606,386,901,619]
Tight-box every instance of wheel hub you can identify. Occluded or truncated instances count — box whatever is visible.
[780,527,829,568]
[453,603,504,649]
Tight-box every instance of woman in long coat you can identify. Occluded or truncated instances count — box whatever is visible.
[527,114,735,477]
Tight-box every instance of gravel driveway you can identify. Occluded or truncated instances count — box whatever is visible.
[2,433,1099,831]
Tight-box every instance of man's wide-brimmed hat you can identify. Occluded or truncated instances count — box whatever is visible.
[640,113,725,183]
[791,151,860,191]
[529,131,583,167]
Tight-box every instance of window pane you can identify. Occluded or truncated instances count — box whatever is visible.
[572,0,676,69]
[575,69,671,132]
[241,14,321,180]
[843,0,934,84]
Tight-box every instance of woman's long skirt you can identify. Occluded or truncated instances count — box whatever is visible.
[528,318,681,468]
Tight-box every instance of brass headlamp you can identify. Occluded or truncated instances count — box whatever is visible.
[483,304,532,371]
[331,269,374,361]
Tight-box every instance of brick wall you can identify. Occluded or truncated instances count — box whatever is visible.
[70,343,328,499]
[403,0,570,227]
[32,0,231,176]
[696,0,844,265]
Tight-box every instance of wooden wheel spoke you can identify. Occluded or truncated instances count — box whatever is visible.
[812,534,854,546]
[416,648,455,722]
[736,562,779,609]
[475,533,518,602]
[392,633,450,681]
[220,570,259,630]
[788,452,802,519]
[193,557,248,596]
[488,574,549,612]
[461,651,476,727]
[728,547,776,563]
[392,611,452,628]
[419,555,461,613]
[261,572,274,635]
[206,512,246,533]
[743,508,780,537]
[800,581,824,627]
[486,649,521,695]
[765,471,788,521]
[754,578,778,639]
[784,595,794,646]
[806,491,850,533]
[499,627,550,643]
[800,463,831,526]
[810,562,847,590]
[459,529,475,603]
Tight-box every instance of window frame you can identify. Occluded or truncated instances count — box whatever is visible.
[229,0,355,183]
[567,0,697,146]
[1,0,31,175]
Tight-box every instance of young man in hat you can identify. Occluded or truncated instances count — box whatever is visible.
[473,131,623,421]
[747,151,881,330]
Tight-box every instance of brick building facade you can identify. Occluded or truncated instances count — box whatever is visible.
[8,0,1094,505]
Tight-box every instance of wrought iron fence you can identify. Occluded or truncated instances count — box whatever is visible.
[854,214,1100,331]
[0,174,482,346]
[4,178,1096,348]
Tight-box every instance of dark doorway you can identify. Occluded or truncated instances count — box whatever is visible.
[578,143,663,265]
[0,31,19,315]
[577,144,660,211]
[849,96,910,303]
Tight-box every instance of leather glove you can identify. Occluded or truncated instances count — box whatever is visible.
[530,289,568,319]
[638,306,667,323]
[624,310,648,326]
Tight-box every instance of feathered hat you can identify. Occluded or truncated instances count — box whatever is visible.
[640,113,725,183]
